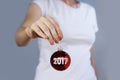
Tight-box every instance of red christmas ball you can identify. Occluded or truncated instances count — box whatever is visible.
[50,50,71,71]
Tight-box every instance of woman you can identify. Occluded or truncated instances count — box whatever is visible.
[15,0,99,80]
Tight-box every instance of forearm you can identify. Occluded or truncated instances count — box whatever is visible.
[15,3,43,46]
[90,47,98,79]
[91,56,98,78]
[15,27,31,46]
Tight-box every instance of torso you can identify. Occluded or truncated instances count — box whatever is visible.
[34,0,97,80]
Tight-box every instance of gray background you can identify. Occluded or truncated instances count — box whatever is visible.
[0,0,119,80]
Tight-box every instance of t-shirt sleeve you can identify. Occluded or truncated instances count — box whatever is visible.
[32,0,47,15]
[91,7,99,33]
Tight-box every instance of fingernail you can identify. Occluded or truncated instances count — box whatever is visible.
[51,43,54,45]
[56,41,59,44]
[44,36,48,39]
[59,35,63,39]
[60,37,63,40]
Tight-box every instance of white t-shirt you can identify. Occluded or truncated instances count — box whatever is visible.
[32,0,99,80]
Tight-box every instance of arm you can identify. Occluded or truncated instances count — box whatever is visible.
[15,3,63,47]
[90,47,98,79]
[15,3,42,46]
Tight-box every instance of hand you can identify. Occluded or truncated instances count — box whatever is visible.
[25,16,63,45]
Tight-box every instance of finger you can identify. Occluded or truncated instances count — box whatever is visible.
[39,17,60,43]
[37,22,55,45]
[46,16,63,40]
[31,24,47,39]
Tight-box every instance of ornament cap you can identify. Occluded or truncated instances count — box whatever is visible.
[58,46,63,51]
